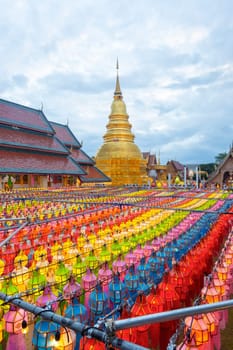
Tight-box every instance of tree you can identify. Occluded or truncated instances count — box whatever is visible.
[215,152,227,165]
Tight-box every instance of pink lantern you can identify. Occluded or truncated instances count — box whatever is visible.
[98,262,113,295]
[36,285,58,312]
[63,275,82,302]
[125,250,137,267]
[81,269,97,312]
[112,255,127,281]
[134,245,144,263]
[4,305,28,334]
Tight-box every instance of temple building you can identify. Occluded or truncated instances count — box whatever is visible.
[50,121,110,185]
[208,144,233,189]
[0,98,109,189]
[95,64,148,186]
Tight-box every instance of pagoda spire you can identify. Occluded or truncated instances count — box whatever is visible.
[114,58,122,97]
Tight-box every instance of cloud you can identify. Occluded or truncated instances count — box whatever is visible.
[0,0,233,165]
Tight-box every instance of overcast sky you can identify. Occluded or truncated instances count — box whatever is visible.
[1,0,233,164]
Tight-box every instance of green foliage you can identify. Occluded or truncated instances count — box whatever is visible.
[199,163,216,178]
[215,152,227,164]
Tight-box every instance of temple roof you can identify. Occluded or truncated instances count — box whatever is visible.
[71,148,94,165]
[167,160,184,171]
[79,165,111,183]
[0,125,68,154]
[50,121,81,148]
[0,149,85,175]
[0,98,54,134]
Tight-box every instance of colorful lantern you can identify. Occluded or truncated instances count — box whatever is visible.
[89,282,108,323]
[124,264,139,302]
[32,319,60,350]
[112,255,126,280]
[99,244,111,263]
[81,269,97,311]
[109,273,127,311]
[63,275,82,302]
[36,285,58,312]
[72,256,86,281]
[53,327,74,350]
[55,261,70,290]
[125,250,137,267]
[98,262,112,295]
[184,314,209,346]
[85,250,98,271]
[4,305,28,334]
[130,294,152,348]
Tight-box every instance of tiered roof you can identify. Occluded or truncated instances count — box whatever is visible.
[51,121,110,183]
[0,99,83,176]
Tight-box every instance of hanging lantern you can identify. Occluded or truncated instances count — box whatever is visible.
[36,285,58,312]
[65,297,88,324]
[82,239,93,259]
[4,305,28,334]
[111,240,122,258]
[184,314,209,346]
[137,257,150,282]
[146,285,164,350]
[112,255,126,280]
[134,244,144,263]
[72,256,86,281]
[89,282,108,323]
[12,264,30,293]
[85,250,99,270]
[53,327,74,350]
[32,318,60,350]
[116,305,133,343]
[130,294,152,348]
[124,265,139,302]
[125,250,137,267]
[28,268,46,301]
[14,250,28,268]
[109,273,127,310]
[63,275,82,302]
[1,278,19,311]
[81,269,97,312]
[55,261,70,291]
[98,262,113,295]
[99,244,111,263]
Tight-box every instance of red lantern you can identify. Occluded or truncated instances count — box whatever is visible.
[130,294,152,348]
[146,285,164,349]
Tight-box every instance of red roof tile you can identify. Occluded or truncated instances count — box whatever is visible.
[79,165,111,183]
[71,148,94,164]
[0,99,54,134]
[51,122,81,147]
[0,149,85,175]
[0,126,68,154]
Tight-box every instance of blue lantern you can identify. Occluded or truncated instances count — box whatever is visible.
[65,297,87,350]
[32,318,60,350]
[137,257,150,282]
[124,264,139,303]
[109,273,127,316]
[89,281,108,323]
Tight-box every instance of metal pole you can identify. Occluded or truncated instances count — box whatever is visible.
[114,299,233,330]
[0,217,26,222]
[196,166,199,189]
[0,222,28,247]
[184,166,187,188]
[0,293,147,350]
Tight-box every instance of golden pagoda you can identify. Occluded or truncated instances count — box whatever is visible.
[95,61,148,186]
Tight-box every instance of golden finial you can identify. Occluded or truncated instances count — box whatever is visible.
[114,58,122,97]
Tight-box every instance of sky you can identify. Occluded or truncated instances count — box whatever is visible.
[0,0,233,165]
